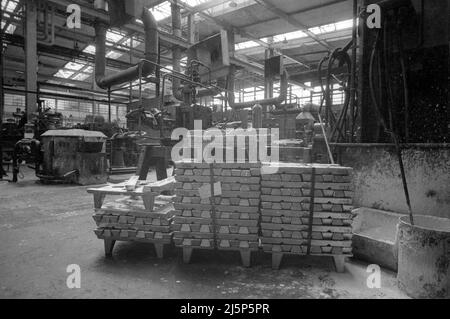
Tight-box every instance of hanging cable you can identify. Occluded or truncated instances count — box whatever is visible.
[368,24,414,226]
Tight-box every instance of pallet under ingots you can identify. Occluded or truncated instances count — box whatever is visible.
[88,161,355,271]
[172,161,261,267]
[259,162,354,271]
[88,177,176,258]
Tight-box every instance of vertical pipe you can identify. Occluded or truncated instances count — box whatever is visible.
[138,62,143,110]
[129,36,133,104]
[187,14,196,44]
[25,0,38,122]
[156,40,161,97]
[108,88,111,123]
[349,0,358,142]
[171,0,182,99]
[264,37,274,120]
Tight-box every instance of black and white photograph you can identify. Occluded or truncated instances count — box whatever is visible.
[0,0,449,304]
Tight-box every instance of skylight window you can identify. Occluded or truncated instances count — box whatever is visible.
[55,70,74,79]
[106,30,124,43]
[309,19,353,35]
[122,38,143,48]
[83,45,96,54]
[219,0,256,14]
[132,40,143,48]
[1,0,20,36]
[335,19,353,30]
[181,0,211,6]
[150,2,171,21]
[65,62,84,71]
[84,66,93,73]
[235,41,259,51]
[2,0,18,12]
[261,30,306,44]
[5,24,16,34]
[235,18,354,51]
[72,73,90,81]
[106,50,122,59]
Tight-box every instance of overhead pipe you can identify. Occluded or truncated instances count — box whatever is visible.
[227,69,289,110]
[95,8,158,89]
[195,78,227,98]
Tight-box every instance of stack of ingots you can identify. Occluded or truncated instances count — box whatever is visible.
[259,162,354,256]
[171,160,261,254]
[93,195,174,245]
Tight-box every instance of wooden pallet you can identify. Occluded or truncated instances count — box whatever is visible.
[89,177,175,257]
[267,251,350,272]
[94,229,172,258]
[87,176,175,210]
[257,163,354,272]
[173,237,259,267]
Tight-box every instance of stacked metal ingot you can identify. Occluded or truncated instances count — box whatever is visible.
[93,195,175,244]
[260,163,354,256]
[172,161,261,252]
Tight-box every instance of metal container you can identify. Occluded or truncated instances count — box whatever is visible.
[39,129,107,185]
[397,215,450,298]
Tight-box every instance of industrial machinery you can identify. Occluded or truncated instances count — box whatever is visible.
[36,129,107,185]
[91,0,234,179]
[9,126,107,185]
[1,100,64,182]
[358,0,449,143]
[0,112,25,178]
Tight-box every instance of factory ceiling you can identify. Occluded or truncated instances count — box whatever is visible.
[1,0,354,99]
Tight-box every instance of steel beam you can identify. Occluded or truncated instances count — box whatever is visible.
[45,0,190,49]
[254,0,331,50]
[168,0,310,69]
[239,0,348,30]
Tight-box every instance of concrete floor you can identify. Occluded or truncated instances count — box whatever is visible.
[0,168,408,299]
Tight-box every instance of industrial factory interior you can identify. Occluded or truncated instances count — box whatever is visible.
[0,0,449,302]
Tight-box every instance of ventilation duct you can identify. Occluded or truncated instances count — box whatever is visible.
[95,8,158,90]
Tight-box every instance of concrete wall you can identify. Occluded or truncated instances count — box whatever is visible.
[334,144,450,219]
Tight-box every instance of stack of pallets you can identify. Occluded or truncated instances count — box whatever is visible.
[259,163,354,271]
[172,160,261,266]
[88,177,175,258]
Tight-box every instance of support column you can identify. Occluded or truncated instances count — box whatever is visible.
[0,3,4,125]
[0,4,4,178]
[187,14,196,44]
[25,0,38,122]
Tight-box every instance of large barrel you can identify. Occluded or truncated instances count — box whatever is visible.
[397,215,450,298]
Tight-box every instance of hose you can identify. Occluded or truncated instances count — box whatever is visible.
[368,26,414,226]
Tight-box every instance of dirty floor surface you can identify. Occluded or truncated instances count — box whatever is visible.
[0,168,408,299]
